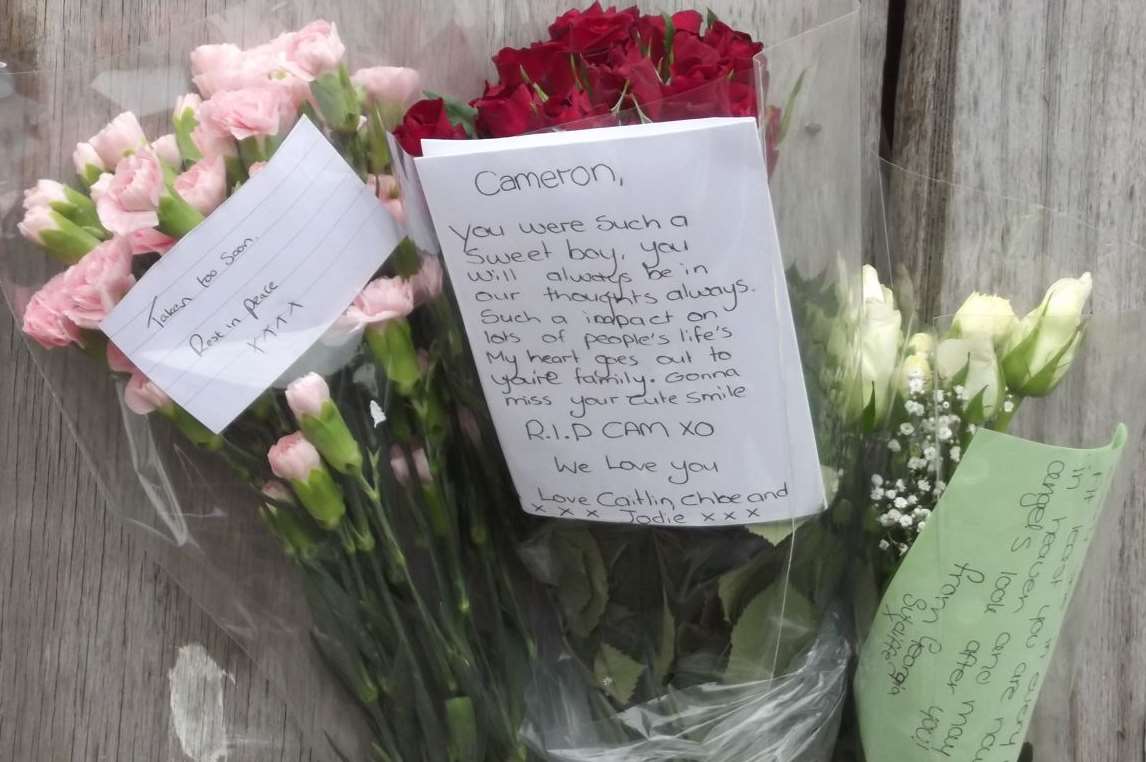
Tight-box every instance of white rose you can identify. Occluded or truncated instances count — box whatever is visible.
[952,292,1017,347]
[937,335,1003,420]
[1002,273,1092,396]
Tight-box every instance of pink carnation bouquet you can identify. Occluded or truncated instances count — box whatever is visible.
[11,20,534,761]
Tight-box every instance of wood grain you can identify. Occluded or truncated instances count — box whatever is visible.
[891,2,1146,760]
[0,1,889,760]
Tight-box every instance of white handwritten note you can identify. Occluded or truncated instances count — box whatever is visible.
[416,118,824,526]
[102,117,402,433]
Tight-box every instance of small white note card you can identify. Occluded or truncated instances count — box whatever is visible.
[102,117,401,433]
[416,117,824,526]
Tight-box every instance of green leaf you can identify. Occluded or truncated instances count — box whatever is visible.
[717,551,772,624]
[777,69,807,144]
[425,90,478,138]
[705,8,721,28]
[746,517,808,546]
[725,581,818,682]
[445,696,480,762]
[391,237,421,277]
[555,528,609,638]
[594,643,643,704]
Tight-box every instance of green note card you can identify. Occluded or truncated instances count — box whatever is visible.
[855,424,1127,762]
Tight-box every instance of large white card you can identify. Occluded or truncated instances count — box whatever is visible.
[417,118,824,526]
[102,117,402,433]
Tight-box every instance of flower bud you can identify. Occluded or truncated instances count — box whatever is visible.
[906,332,935,357]
[937,335,1004,421]
[352,66,422,128]
[285,373,363,475]
[73,142,107,185]
[23,179,102,235]
[367,318,421,396]
[952,292,1017,347]
[268,432,346,529]
[17,205,102,264]
[123,372,174,415]
[150,134,182,167]
[259,482,319,562]
[1002,273,1092,397]
[898,353,932,398]
[854,265,902,428]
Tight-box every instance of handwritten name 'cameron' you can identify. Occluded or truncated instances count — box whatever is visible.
[473,162,622,196]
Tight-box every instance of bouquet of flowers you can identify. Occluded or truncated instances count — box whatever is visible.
[841,170,1146,762]
[9,20,544,761]
[389,6,862,759]
[2,3,869,760]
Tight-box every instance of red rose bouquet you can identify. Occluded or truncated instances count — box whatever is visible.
[395,3,784,172]
[389,6,854,761]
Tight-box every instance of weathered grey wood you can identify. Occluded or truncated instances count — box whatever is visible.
[0,1,888,760]
[891,2,1146,761]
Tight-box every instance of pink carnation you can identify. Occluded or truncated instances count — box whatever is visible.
[106,342,137,373]
[337,276,415,332]
[21,273,83,349]
[88,112,148,168]
[96,149,163,236]
[128,228,177,256]
[124,372,172,415]
[283,21,345,80]
[60,236,135,329]
[150,134,182,167]
[174,155,227,215]
[410,255,444,305]
[268,432,322,482]
[198,87,292,141]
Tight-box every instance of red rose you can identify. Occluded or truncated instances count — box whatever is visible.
[703,20,763,76]
[635,10,703,64]
[393,98,467,156]
[473,83,544,138]
[549,3,639,61]
[492,41,576,96]
[540,88,614,130]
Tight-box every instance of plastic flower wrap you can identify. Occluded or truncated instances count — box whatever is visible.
[6,20,540,760]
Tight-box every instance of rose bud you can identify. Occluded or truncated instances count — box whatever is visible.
[952,292,1017,348]
[854,265,902,429]
[937,334,1005,422]
[88,111,148,168]
[1002,273,1092,397]
[898,353,932,398]
[123,371,174,415]
[285,373,363,475]
[352,66,422,128]
[268,432,346,530]
[174,155,227,216]
[905,332,935,357]
[150,134,182,167]
[17,205,101,264]
[73,142,106,186]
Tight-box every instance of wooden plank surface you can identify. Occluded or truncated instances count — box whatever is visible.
[891,2,1146,761]
[0,1,894,760]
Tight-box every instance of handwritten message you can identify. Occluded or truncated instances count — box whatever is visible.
[855,425,1126,762]
[102,117,402,433]
[415,118,824,526]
